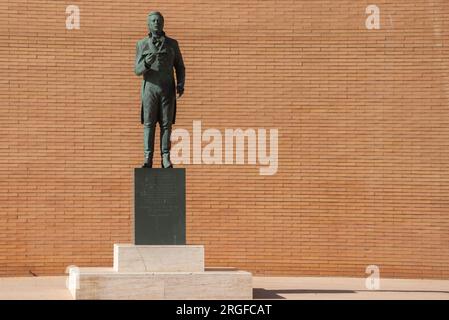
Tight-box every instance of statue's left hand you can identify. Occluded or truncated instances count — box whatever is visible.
[176,85,184,98]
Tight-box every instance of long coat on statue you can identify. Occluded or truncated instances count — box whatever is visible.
[134,32,185,125]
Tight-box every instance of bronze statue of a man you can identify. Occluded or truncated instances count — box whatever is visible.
[134,11,185,168]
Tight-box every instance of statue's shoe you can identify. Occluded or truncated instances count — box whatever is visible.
[161,155,173,168]
[161,161,173,168]
[142,159,153,168]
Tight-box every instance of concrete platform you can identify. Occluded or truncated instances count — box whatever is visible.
[68,266,252,300]
[67,244,252,299]
[113,244,204,272]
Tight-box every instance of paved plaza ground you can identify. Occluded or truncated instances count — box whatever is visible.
[0,276,447,300]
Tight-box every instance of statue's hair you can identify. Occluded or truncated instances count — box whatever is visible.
[147,11,164,21]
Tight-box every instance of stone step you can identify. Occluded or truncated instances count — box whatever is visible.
[67,266,252,300]
[113,244,204,272]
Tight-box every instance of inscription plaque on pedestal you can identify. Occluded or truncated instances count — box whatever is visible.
[134,168,186,245]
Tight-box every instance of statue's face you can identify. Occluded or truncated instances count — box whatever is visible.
[147,14,164,34]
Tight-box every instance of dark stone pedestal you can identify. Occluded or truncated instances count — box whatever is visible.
[134,168,186,245]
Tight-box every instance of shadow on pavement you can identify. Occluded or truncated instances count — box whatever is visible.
[253,288,449,299]
[253,288,356,299]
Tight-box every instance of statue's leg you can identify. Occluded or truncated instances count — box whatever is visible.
[142,89,159,167]
[159,93,175,168]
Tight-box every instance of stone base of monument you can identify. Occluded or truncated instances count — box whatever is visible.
[67,244,252,300]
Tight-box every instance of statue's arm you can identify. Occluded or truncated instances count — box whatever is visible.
[173,41,185,89]
[134,41,156,76]
[134,41,146,76]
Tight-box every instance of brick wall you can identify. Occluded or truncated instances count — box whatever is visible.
[1,0,448,278]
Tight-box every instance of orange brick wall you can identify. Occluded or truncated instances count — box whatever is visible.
[1,0,448,278]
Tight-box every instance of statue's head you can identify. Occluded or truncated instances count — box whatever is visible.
[147,11,164,34]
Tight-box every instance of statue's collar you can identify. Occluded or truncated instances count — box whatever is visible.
[148,31,166,39]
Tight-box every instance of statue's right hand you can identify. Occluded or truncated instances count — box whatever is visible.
[144,52,157,65]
